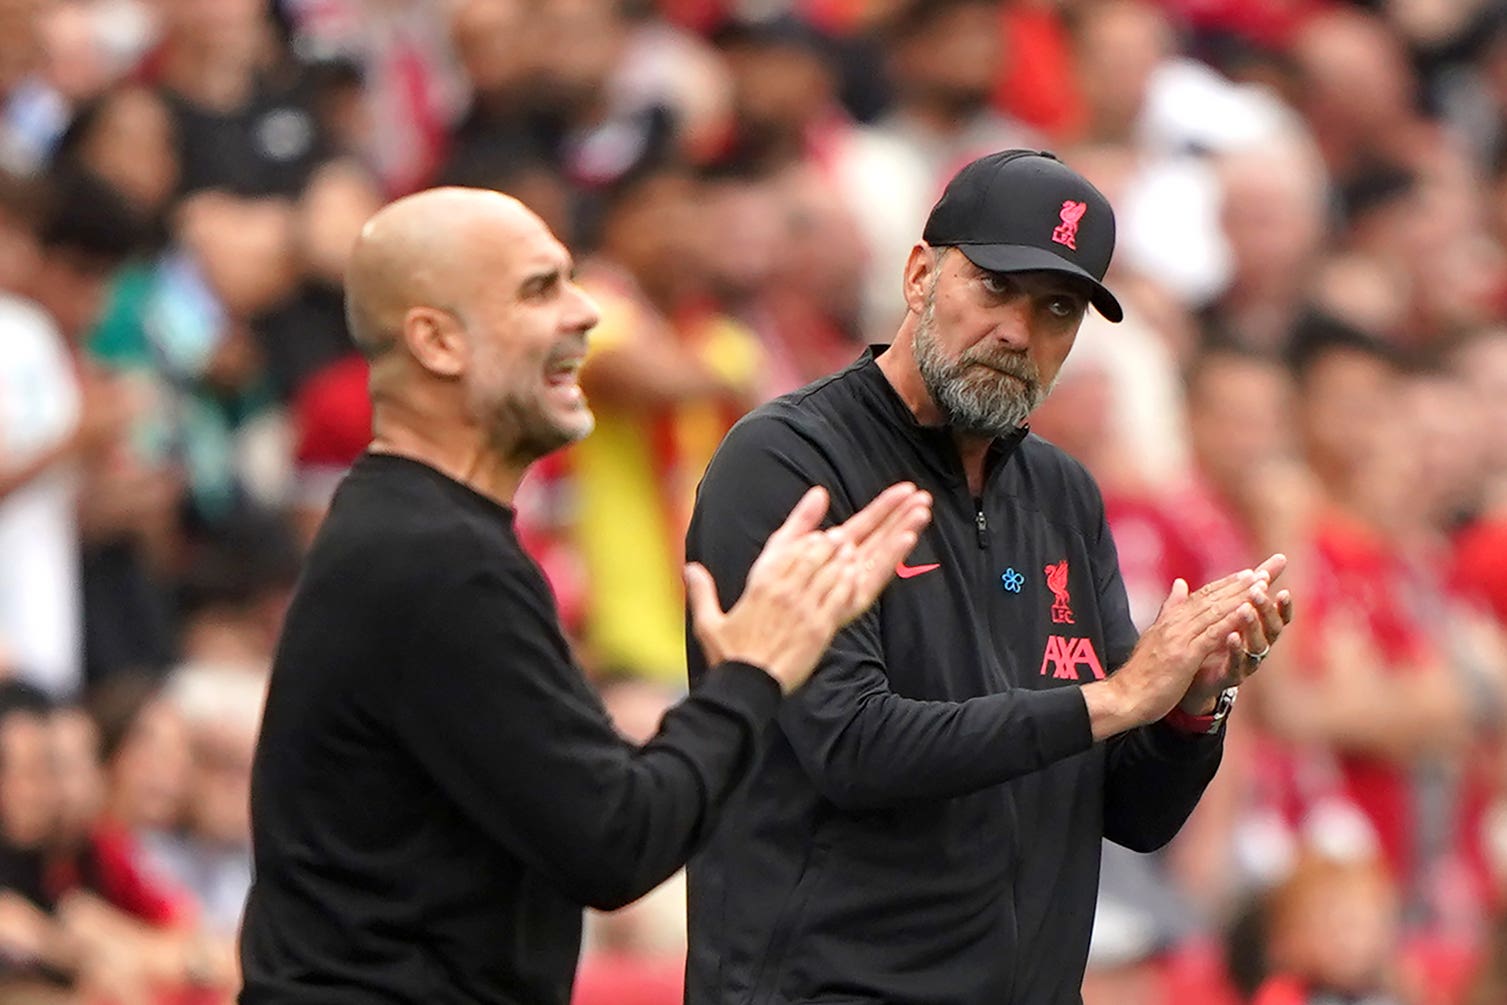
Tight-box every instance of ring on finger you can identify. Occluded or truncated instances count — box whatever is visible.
[1242,643,1271,667]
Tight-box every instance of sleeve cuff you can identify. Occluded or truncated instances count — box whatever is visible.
[1146,716,1227,756]
[1161,704,1221,735]
[694,660,783,729]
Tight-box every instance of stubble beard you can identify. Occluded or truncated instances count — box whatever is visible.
[912,281,1053,438]
[467,363,596,467]
[496,393,595,466]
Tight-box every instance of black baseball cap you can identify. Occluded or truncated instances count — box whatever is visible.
[923,150,1123,323]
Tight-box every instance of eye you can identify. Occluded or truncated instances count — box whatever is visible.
[980,273,1013,296]
[522,272,562,301]
[1044,296,1078,319]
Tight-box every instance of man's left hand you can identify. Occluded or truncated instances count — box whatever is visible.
[1176,553,1294,714]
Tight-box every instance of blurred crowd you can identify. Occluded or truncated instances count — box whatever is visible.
[3,0,1507,1002]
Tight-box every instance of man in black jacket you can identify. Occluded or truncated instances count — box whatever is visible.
[237,187,932,1004]
[685,150,1294,1004]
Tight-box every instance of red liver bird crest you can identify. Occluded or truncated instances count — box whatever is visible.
[1051,200,1087,250]
[1044,560,1075,624]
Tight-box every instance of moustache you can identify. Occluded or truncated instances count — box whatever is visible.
[545,336,589,367]
[960,352,1039,385]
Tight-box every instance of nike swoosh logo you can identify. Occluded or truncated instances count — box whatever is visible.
[895,562,941,579]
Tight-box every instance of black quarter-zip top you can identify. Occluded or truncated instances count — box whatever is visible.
[684,346,1225,1005]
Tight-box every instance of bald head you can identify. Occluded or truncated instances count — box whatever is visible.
[344,187,549,361]
[345,186,600,475]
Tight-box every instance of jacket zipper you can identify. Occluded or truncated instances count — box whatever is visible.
[974,498,988,550]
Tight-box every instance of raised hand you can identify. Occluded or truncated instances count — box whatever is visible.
[831,483,936,625]
[1177,553,1294,713]
[1083,568,1266,739]
[686,483,933,694]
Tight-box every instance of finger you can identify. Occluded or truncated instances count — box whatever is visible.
[684,563,724,634]
[1252,586,1286,644]
[1196,601,1259,658]
[847,491,932,604]
[834,560,864,626]
[1221,631,1256,685]
[1181,578,1260,637]
[811,542,859,623]
[1179,571,1258,626]
[1277,590,1294,626]
[1181,572,1265,620]
[1255,553,1288,586]
[1207,631,1243,680]
[862,500,928,584]
[1190,568,1256,600]
[805,538,854,595]
[851,490,932,558]
[837,483,920,547]
[852,529,922,611]
[1236,600,1268,655]
[1158,578,1190,618]
[780,528,843,585]
[767,486,831,550]
[765,513,845,583]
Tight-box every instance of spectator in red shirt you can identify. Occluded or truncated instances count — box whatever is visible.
[1256,315,1499,929]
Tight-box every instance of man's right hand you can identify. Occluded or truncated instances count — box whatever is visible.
[1082,569,1265,739]
[686,483,933,695]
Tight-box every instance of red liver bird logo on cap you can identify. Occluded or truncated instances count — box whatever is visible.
[1051,200,1087,251]
[1045,560,1075,624]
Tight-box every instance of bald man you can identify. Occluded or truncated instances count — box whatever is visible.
[237,188,931,1004]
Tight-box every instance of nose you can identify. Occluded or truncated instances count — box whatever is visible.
[566,282,601,335]
[990,297,1034,353]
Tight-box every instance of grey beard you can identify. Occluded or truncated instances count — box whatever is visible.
[912,293,1051,437]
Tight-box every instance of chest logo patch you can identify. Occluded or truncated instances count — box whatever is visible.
[1040,636,1106,681]
[1001,568,1025,593]
[1044,560,1075,624]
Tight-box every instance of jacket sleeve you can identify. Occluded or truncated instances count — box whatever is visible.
[686,416,1095,813]
[1089,486,1225,852]
[391,556,782,911]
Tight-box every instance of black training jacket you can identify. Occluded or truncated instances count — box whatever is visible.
[684,347,1224,1005]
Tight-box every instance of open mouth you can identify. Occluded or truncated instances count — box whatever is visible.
[545,356,584,387]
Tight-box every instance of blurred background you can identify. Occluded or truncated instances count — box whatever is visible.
[2,0,1507,1002]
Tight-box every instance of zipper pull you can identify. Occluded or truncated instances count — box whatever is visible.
[975,502,988,550]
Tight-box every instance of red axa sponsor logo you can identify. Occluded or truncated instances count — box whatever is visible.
[1044,559,1074,624]
[1039,635,1105,681]
[1051,200,1087,251]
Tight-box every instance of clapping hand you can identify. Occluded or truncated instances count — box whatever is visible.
[686,483,933,694]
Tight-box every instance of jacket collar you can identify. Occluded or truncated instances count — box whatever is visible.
[847,345,1030,488]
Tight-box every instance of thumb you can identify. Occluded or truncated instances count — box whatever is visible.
[685,563,725,633]
[1159,577,1189,617]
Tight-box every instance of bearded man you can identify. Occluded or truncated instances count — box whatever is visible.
[683,150,1294,1005]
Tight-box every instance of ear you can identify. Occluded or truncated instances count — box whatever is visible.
[402,306,467,379]
[902,243,939,315]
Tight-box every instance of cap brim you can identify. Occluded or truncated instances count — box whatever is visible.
[953,244,1124,323]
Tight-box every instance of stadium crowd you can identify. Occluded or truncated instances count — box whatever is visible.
[2,0,1507,1002]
